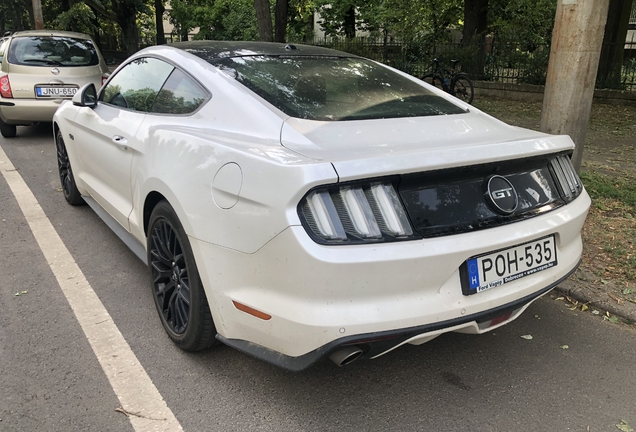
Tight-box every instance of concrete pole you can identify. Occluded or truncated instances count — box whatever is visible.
[539,0,610,173]
[32,0,44,30]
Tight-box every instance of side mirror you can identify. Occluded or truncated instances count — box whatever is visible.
[73,83,97,108]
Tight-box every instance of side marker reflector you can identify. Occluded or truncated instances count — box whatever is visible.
[232,301,272,320]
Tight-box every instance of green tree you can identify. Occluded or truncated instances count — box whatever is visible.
[1,0,33,32]
[253,0,289,41]
[313,0,461,41]
[168,0,258,41]
[82,0,150,54]
[488,0,556,46]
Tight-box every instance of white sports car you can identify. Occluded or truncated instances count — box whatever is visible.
[53,41,590,371]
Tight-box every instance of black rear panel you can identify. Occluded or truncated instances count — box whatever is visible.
[399,155,563,238]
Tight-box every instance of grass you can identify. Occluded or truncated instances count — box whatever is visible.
[580,172,636,282]
[580,171,636,211]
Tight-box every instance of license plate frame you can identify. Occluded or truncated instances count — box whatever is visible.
[460,234,558,296]
[35,86,78,98]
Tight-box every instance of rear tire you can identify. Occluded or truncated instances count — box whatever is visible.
[0,122,16,138]
[147,201,218,351]
[451,76,474,104]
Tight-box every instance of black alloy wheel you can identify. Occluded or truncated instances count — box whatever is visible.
[148,201,217,351]
[55,130,84,205]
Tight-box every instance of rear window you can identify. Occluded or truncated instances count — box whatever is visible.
[8,36,99,67]
[212,56,466,121]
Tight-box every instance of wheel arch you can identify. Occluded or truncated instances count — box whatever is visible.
[143,191,168,236]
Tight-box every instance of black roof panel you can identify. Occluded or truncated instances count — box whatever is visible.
[169,41,358,61]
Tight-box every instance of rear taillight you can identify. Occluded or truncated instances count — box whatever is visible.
[102,74,109,86]
[299,181,417,245]
[0,75,13,98]
[550,154,583,202]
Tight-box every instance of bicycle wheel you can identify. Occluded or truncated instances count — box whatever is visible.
[451,75,474,104]
[421,73,445,91]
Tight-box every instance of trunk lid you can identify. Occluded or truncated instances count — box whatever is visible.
[280,109,574,181]
[7,63,104,99]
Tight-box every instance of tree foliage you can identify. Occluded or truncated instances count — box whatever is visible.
[313,0,462,41]
[488,0,556,45]
[1,0,32,32]
[168,0,258,41]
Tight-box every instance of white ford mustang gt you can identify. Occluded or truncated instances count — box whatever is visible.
[53,41,590,371]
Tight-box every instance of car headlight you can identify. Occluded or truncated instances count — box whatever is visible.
[299,181,416,244]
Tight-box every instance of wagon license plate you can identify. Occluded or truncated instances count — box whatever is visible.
[35,86,77,98]
[461,234,557,296]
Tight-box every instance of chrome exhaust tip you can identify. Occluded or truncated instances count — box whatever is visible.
[329,346,363,366]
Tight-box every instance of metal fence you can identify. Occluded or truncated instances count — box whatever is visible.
[290,36,636,92]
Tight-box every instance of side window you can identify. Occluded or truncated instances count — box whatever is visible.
[151,69,208,114]
[0,38,8,63]
[100,57,174,112]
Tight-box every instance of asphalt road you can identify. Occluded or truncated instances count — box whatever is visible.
[1,124,635,432]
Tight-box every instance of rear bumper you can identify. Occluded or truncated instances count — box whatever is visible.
[217,265,577,371]
[190,191,590,370]
[0,98,67,124]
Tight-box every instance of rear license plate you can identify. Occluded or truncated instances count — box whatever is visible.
[460,234,557,295]
[35,86,78,98]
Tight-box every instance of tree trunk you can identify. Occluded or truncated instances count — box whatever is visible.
[540,0,610,173]
[118,12,140,55]
[31,0,43,29]
[254,0,273,42]
[344,6,355,39]
[463,0,488,79]
[14,0,25,31]
[274,0,287,42]
[596,0,632,88]
[156,0,167,45]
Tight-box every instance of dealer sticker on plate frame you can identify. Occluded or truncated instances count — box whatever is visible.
[460,234,558,296]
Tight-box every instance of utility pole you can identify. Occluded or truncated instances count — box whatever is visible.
[539,0,610,173]
[32,0,44,29]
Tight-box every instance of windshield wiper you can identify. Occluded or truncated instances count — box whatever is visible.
[22,58,63,66]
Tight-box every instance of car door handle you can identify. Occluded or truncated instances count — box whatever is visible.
[112,136,128,150]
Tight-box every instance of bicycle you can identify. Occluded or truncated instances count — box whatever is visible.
[420,58,474,104]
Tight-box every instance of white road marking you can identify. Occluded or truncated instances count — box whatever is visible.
[0,146,183,432]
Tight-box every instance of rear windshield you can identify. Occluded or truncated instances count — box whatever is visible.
[8,36,99,67]
[212,56,466,121]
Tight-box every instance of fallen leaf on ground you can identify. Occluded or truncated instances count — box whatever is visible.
[520,334,533,340]
[581,304,589,312]
[559,345,569,349]
[616,420,634,432]
[608,293,624,305]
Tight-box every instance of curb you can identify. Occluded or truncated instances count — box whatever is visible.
[554,283,636,324]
